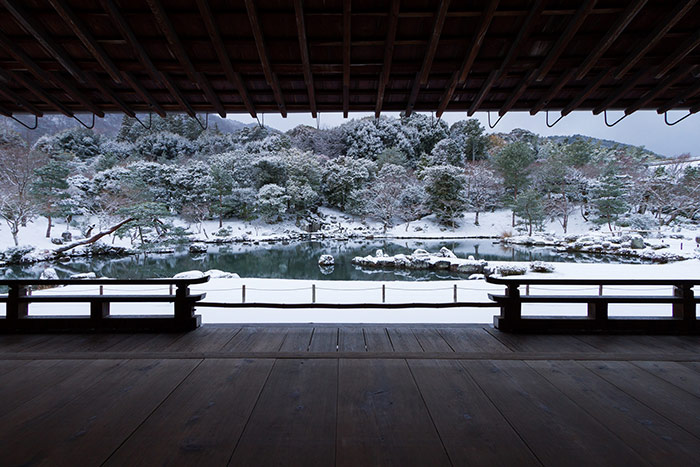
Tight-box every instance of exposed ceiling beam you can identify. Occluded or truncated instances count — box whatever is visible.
[146,0,226,118]
[575,1,647,80]
[467,0,544,116]
[405,0,451,117]
[590,68,647,115]
[85,71,135,118]
[196,0,256,118]
[498,69,536,116]
[157,71,196,118]
[657,79,700,114]
[47,0,122,84]
[534,0,596,82]
[436,0,498,117]
[613,0,697,80]
[625,65,698,115]
[0,85,43,116]
[654,29,700,80]
[0,68,73,117]
[293,0,317,118]
[244,0,287,117]
[121,71,166,118]
[0,0,87,85]
[375,0,400,118]
[343,0,351,117]
[0,30,104,117]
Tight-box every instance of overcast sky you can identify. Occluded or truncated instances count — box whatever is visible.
[228,110,699,158]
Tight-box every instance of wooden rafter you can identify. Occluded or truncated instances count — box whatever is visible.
[531,1,647,115]
[613,0,697,80]
[625,65,698,115]
[467,0,544,116]
[405,0,451,117]
[0,86,43,117]
[498,69,536,116]
[654,29,700,80]
[375,0,400,118]
[657,80,700,114]
[436,0,498,118]
[158,71,196,118]
[146,0,226,118]
[121,71,166,118]
[293,0,317,118]
[47,0,122,84]
[196,0,256,118]
[244,0,287,117]
[589,68,646,115]
[0,68,73,117]
[85,71,135,118]
[343,0,351,118]
[0,30,104,117]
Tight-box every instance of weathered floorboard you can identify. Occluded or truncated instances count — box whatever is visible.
[338,327,366,352]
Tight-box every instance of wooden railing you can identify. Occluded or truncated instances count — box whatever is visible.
[0,277,209,332]
[486,277,698,333]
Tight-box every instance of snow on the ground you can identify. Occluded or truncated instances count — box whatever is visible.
[9,259,699,324]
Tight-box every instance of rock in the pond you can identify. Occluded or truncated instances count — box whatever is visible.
[530,261,555,273]
[412,249,430,258]
[455,260,487,274]
[50,237,63,245]
[70,272,97,279]
[40,267,59,280]
[173,270,205,279]
[375,249,387,258]
[496,264,527,276]
[189,243,208,254]
[61,231,72,243]
[204,269,240,279]
[438,246,457,258]
[318,254,335,266]
[629,235,645,249]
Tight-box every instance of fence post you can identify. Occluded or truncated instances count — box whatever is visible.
[169,283,173,295]
[242,284,246,303]
[672,284,694,331]
[6,284,29,321]
[453,284,457,303]
[525,284,529,296]
[382,284,386,303]
[599,285,603,296]
[99,285,103,295]
[312,284,316,303]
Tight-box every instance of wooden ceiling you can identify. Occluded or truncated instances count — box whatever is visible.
[0,0,699,122]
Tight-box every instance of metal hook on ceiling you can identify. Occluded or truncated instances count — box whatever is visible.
[545,110,565,128]
[603,110,627,128]
[256,113,264,129]
[487,111,503,129]
[73,113,96,130]
[133,112,152,130]
[9,113,38,130]
[664,110,695,126]
[193,113,208,131]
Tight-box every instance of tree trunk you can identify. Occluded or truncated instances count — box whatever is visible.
[46,215,52,238]
[219,194,223,228]
[474,211,480,226]
[54,218,134,254]
[11,228,18,246]
[511,210,515,228]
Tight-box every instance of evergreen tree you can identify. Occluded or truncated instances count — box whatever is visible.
[590,165,629,231]
[31,157,71,237]
[421,164,468,227]
[513,188,545,235]
[492,141,537,226]
[449,118,490,162]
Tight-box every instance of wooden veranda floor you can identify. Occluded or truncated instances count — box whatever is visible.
[1,324,699,466]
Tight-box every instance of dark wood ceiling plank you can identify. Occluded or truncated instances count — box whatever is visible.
[121,71,166,118]
[0,68,74,117]
[613,0,697,80]
[625,65,698,115]
[47,0,122,84]
[436,0,498,118]
[85,71,135,118]
[590,68,647,115]
[196,0,256,118]
[405,0,451,116]
[498,69,536,116]
[244,0,287,117]
[654,30,700,80]
[0,86,43,117]
[374,0,400,118]
[157,71,196,118]
[146,0,226,117]
[293,0,317,118]
[343,0,351,117]
[657,79,700,114]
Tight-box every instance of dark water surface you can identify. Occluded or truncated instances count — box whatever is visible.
[0,238,651,281]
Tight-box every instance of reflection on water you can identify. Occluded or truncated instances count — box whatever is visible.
[0,238,652,281]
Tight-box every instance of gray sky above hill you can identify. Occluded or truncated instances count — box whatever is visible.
[228,110,699,158]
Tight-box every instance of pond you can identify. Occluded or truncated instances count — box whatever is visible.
[0,238,653,281]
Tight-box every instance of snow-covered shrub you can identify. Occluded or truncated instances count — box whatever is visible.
[256,184,289,223]
[618,213,659,235]
[496,264,527,276]
[2,246,35,263]
[214,226,233,237]
[189,243,208,254]
[318,254,335,266]
[135,131,194,161]
[530,261,555,273]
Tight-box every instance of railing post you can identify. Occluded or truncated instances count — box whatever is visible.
[6,284,29,321]
[242,284,246,304]
[173,281,201,330]
[496,283,522,331]
[90,299,110,320]
[672,284,695,331]
[312,284,316,303]
[382,284,386,303]
[587,301,608,324]
[453,284,457,303]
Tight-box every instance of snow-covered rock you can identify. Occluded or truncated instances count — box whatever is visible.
[318,254,335,266]
[412,249,430,258]
[438,246,456,258]
[70,272,97,279]
[468,274,485,280]
[40,268,59,280]
[51,238,63,245]
[173,270,206,279]
[530,261,555,273]
[496,265,527,276]
[204,269,240,279]
[61,231,72,243]
[189,243,208,254]
[629,235,645,249]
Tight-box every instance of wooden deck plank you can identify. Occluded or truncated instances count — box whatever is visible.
[484,328,598,353]
[633,361,700,398]
[0,359,199,466]
[0,359,29,377]
[336,358,451,466]
[463,359,648,466]
[165,326,238,352]
[0,334,56,352]
[106,358,274,466]
[411,328,453,353]
[386,327,423,352]
[436,326,512,353]
[309,327,338,352]
[577,335,699,354]
[581,361,700,438]
[408,359,539,466]
[363,327,393,352]
[223,327,287,352]
[338,327,366,352]
[279,327,314,352]
[230,359,337,466]
[529,360,700,466]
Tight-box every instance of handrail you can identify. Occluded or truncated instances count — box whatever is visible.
[486,277,700,286]
[0,277,210,286]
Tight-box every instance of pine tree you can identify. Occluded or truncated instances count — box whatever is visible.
[590,165,629,231]
[421,164,467,227]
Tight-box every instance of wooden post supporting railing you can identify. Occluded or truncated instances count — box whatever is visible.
[6,284,29,321]
[673,284,695,324]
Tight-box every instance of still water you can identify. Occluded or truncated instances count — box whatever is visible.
[0,239,651,281]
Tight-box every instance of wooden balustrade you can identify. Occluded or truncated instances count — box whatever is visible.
[0,277,209,332]
[486,277,699,333]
